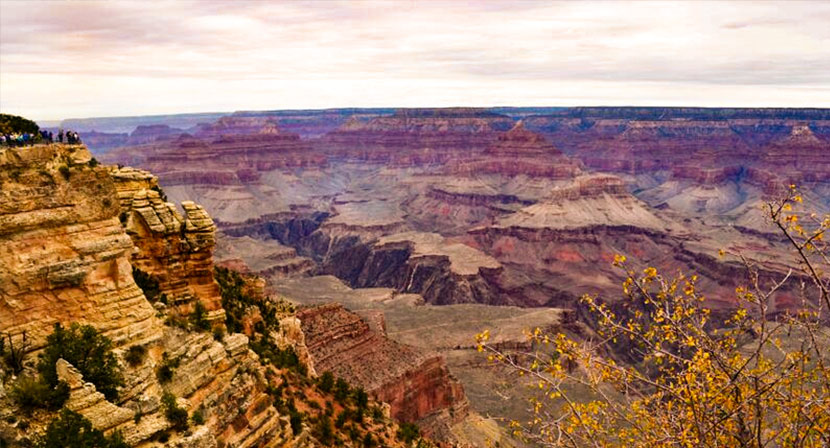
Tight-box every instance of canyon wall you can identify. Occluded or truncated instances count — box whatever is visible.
[296,303,469,437]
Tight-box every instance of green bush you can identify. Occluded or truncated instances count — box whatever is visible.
[353,387,369,410]
[370,405,384,421]
[0,114,39,135]
[314,415,334,445]
[11,375,70,411]
[38,323,123,401]
[151,185,168,202]
[318,371,334,393]
[214,266,287,334]
[161,392,189,431]
[334,378,350,402]
[190,301,211,332]
[249,336,307,376]
[397,422,421,444]
[155,352,180,384]
[36,409,128,448]
[124,344,147,367]
[335,410,348,428]
[191,409,205,426]
[289,410,303,435]
[88,158,99,168]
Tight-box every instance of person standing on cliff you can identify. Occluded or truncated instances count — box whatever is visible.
[58,129,64,143]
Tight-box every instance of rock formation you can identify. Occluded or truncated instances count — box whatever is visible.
[296,303,468,437]
[110,167,225,325]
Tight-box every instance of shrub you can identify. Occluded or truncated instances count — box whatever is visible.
[335,410,348,428]
[289,410,303,435]
[124,344,147,367]
[348,424,360,441]
[87,158,99,168]
[475,188,830,448]
[370,405,384,421]
[214,266,287,334]
[318,371,334,393]
[249,336,307,376]
[0,114,38,135]
[58,165,71,180]
[314,415,334,445]
[397,422,420,444]
[1,331,28,375]
[363,432,375,448]
[213,327,225,342]
[334,378,350,402]
[352,387,369,410]
[155,352,180,384]
[191,409,205,426]
[161,392,189,431]
[36,409,128,448]
[11,375,69,411]
[190,301,211,332]
[38,323,123,401]
[151,185,168,202]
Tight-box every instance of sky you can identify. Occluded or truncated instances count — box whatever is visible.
[1,0,829,121]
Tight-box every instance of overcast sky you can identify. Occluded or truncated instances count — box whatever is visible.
[1,0,829,121]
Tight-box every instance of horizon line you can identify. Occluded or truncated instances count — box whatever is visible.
[21,104,830,124]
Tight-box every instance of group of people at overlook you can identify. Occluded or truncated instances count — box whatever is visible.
[0,129,81,146]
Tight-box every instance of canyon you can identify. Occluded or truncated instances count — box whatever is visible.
[15,106,828,446]
[0,143,475,447]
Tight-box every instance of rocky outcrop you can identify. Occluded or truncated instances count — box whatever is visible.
[296,303,468,435]
[111,167,225,325]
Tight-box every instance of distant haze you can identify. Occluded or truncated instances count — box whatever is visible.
[1,0,829,121]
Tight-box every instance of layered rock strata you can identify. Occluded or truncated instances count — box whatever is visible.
[296,303,468,435]
[0,144,159,349]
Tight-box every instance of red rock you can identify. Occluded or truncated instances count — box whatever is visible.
[296,303,468,433]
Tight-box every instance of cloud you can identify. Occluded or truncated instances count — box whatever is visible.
[1,0,828,120]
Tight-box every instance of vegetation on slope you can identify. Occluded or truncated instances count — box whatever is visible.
[36,409,128,448]
[214,265,432,447]
[10,323,122,413]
